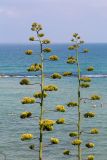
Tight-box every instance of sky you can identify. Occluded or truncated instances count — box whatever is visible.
[0,0,107,43]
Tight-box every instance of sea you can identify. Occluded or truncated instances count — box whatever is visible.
[0,43,107,160]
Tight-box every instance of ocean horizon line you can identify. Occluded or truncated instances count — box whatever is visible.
[0,42,107,45]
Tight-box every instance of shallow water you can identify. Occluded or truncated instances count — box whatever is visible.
[0,43,107,160]
[0,76,107,160]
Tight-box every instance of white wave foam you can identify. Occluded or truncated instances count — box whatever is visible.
[0,74,107,78]
[82,74,107,78]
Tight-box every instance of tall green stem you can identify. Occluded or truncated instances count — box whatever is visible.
[76,46,82,160]
[39,38,44,160]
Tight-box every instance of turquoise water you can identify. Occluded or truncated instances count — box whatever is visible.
[0,44,107,160]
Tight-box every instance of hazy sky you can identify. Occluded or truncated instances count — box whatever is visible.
[0,0,107,43]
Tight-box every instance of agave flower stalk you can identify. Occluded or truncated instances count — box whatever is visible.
[68,33,100,160]
[76,36,82,160]
[37,30,44,160]
[68,33,89,160]
[20,22,60,160]
[30,23,50,160]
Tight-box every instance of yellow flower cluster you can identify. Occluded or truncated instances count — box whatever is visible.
[38,33,44,37]
[90,128,99,134]
[27,63,42,72]
[20,78,30,85]
[63,150,70,155]
[31,22,42,31]
[20,112,32,119]
[80,76,91,82]
[83,49,89,53]
[73,33,79,38]
[56,105,66,112]
[25,50,33,55]
[21,134,33,141]
[33,91,48,99]
[84,112,95,118]
[90,95,101,100]
[43,48,52,53]
[50,137,59,144]
[72,139,82,145]
[56,118,65,124]
[40,119,55,131]
[67,56,76,64]
[80,83,90,88]
[49,55,59,61]
[51,73,62,79]
[67,102,78,107]
[29,36,35,41]
[68,45,75,50]
[43,85,58,91]
[87,155,95,160]
[87,66,94,71]
[85,143,95,148]
[69,132,78,137]
[21,97,35,104]
[42,39,50,44]
[63,72,72,77]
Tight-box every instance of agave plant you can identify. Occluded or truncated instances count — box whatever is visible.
[66,33,101,160]
[20,22,60,160]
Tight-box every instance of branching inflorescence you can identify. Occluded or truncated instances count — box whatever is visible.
[19,25,101,160]
[20,22,60,160]
[67,33,101,160]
